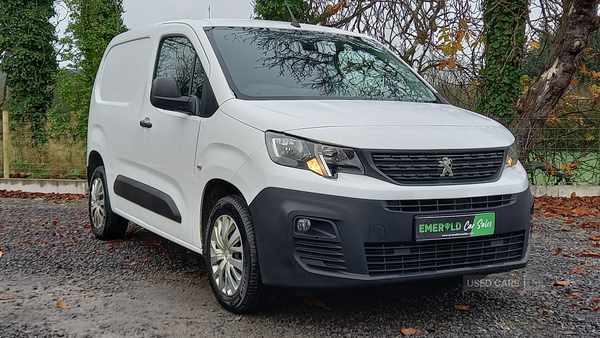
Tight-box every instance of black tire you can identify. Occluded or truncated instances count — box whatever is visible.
[88,166,128,240]
[204,195,275,313]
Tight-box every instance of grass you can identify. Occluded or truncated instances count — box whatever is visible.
[0,128,86,179]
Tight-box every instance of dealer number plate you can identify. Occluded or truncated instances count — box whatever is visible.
[415,213,495,242]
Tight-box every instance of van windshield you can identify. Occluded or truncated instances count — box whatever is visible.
[206,27,438,102]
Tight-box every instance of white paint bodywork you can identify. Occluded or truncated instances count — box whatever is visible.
[88,19,529,255]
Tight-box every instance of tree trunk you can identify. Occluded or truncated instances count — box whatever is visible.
[510,0,599,159]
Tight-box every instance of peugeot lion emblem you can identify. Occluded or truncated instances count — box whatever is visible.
[438,157,454,177]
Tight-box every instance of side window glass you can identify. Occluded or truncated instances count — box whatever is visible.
[190,56,204,98]
[155,36,205,98]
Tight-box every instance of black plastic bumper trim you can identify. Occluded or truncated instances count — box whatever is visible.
[249,187,533,289]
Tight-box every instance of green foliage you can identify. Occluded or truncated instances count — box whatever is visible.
[254,0,309,22]
[15,158,50,179]
[0,0,58,145]
[476,0,527,121]
[65,168,83,179]
[51,70,91,139]
[52,0,127,139]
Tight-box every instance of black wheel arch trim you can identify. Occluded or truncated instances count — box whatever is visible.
[113,175,182,223]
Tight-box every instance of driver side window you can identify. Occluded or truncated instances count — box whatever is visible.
[155,36,205,98]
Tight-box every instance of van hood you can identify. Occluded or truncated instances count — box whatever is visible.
[220,99,515,150]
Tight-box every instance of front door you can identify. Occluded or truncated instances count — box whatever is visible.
[124,30,207,241]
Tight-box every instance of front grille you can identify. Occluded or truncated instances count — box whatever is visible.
[295,239,346,272]
[364,231,525,276]
[371,150,505,184]
[383,195,515,212]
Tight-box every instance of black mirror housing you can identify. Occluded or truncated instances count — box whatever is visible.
[150,77,197,114]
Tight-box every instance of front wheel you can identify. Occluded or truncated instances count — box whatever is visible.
[88,166,128,240]
[204,195,274,313]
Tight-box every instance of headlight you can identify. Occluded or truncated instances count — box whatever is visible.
[506,142,518,167]
[265,131,364,178]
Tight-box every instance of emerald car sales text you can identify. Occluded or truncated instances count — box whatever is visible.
[419,219,493,233]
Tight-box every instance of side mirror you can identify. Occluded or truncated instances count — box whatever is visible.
[150,77,197,114]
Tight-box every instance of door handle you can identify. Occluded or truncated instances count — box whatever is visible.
[139,118,152,128]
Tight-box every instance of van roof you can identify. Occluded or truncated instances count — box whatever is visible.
[132,18,368,39]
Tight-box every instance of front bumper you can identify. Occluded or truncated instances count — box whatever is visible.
[249,187,533,289]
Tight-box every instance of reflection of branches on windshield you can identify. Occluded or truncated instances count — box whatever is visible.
[222,28,435,101]
[227,29,337,92]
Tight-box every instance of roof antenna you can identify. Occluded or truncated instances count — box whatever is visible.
[284,0,301,28]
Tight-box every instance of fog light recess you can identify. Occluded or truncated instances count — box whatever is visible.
[296,218,312,232]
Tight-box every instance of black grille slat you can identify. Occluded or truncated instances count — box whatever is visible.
[371,150,505,184]
[295,239,347,272]
[364,231,525,276]
[383,195,515,212]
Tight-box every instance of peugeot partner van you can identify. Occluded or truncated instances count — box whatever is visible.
[87,19,533,313]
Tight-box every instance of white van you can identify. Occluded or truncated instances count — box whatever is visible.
[87,19,533,313]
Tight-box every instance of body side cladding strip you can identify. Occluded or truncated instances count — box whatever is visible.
[113,175,182,223]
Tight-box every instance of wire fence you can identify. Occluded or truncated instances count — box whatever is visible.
[515,115,600,185]
[0,111,599,185]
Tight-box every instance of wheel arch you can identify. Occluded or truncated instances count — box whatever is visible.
[87,151,104,184]
[201,179,244,241]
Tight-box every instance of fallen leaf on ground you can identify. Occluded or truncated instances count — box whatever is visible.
[570,293,581,300]
[553,280,570,286]
[562,251,573,258]
[455,305,470,311]
[590,235,600,241]
[542,308,554,316]
[535,196,600,220]
[400,327,423,336]
[107,239,123,243]
[0,249,3,258]
[571,267,584,275]
[578,250,600,258]
[552,247,562,255]
[141,239,162,246]
[165,254,174,259]
[559,227,572,232]
[302,297,329,309]
[578,221,600,229]
[56,301,68,308]
[0,295,18,301]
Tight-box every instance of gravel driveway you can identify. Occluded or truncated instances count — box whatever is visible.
[1,196,599,338]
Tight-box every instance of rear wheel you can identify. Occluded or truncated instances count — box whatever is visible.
[88,166,128,239]
[204,195,274,313]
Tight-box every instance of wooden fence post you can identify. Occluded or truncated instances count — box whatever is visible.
[2,108,8,179]
[2,84,8,179]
